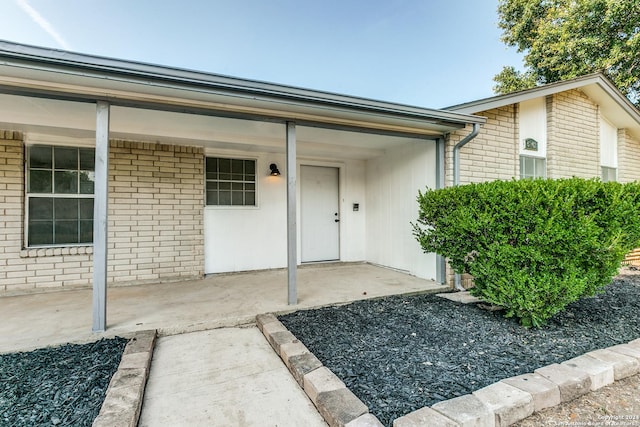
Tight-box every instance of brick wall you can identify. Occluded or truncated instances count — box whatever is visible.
[547,90,600,178]
[444,107,518,287]
[107,140,204,284]
[0,133,31,293]
[0,137,204,295]
[617,129,640,183]
[446,105,518,187]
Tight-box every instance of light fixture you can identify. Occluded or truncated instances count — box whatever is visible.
[269,163,281,176]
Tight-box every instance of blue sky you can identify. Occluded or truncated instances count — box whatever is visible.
[1,0,524,108]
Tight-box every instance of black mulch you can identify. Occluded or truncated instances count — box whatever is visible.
[279,274,640,426]
[0,337,127,427]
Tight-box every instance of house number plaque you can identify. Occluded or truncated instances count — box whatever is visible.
[524,138,538,151]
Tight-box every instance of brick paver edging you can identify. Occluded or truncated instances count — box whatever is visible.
[257,313,640,427]
[92,330,157,427]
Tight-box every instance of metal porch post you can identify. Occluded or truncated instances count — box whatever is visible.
[286,121,297,305]
[435,137,446,285]
[92,101,110,332]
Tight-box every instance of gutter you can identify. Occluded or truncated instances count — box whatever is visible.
[452,123,480,290]
[0,40,485,129]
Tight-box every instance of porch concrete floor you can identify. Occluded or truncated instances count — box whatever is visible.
[0,262,447,353]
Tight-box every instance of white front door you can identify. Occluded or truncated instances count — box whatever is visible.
[300,165,340,262]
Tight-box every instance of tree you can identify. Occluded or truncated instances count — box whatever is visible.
[494,0,640,106]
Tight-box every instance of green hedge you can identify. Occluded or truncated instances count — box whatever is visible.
[414,178,640,327]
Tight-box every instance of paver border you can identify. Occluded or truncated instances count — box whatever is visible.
[92,330,157,427]
[258,312,640,427]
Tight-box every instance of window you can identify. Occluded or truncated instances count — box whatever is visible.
[602,166,617,183]
[520,156,546,179]
[26,145,95,246]
[205,157,256,206]
[600,118,618,182]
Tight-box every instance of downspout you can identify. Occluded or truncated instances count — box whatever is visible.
[452,123,480,291]
[453,123,480,187]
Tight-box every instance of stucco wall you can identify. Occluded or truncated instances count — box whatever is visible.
[0,137,204,295]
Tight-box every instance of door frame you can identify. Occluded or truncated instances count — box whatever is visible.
[297,160,345,264]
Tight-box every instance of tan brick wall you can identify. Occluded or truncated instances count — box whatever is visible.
[446,104,518,187]
[0,135,89,293]
[0,137,204,295]
[107,140,204,284]
[547,90,600,179]
[444,106,518,287]
[0,133,30,293]
[618,129,640,183]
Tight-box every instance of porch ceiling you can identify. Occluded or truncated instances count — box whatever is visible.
[0,93,430,159]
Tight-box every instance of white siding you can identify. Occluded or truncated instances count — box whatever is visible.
[365,140,437,280]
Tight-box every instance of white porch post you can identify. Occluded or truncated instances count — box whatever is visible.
[286,121,297,305]
[93,101,110,332]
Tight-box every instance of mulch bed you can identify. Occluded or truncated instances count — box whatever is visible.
[279,273,640,427]
[0,337,127,426]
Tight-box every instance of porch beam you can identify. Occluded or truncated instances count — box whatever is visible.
[286,121,297,305]
[92,101,110,332]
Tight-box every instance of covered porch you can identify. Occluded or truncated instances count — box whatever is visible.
[0,41,485,334]
[0,262,447,353]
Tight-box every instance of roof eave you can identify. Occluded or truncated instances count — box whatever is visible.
[445,73,640,135]
[0,40,485,133]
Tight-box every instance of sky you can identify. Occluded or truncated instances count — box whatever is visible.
[0,0,524,109]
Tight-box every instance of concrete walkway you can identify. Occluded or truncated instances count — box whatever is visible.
[0,262,446,353]
[138,327,327,427]
[0,263,445,426]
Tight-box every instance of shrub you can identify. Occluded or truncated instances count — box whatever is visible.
[413,178,640,327]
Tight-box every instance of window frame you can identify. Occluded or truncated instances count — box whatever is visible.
[24,144,95,248]
[601,166,617,183]
[519,155,547,179]
[600,117,618,182]
[204,156,258,208]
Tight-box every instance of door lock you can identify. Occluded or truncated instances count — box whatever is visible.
[334,212,340,223]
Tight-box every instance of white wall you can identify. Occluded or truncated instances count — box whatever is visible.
[365,140,438,280]
[600,117,618,168]
[204,152,287,273]
[204,151,367,274]
[519,98,547,157]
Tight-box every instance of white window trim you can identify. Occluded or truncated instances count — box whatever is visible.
[24,143,95,248]
[519,155,547,179]
[204,155,260,209]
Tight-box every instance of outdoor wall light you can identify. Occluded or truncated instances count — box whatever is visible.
[269,163,281,176]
